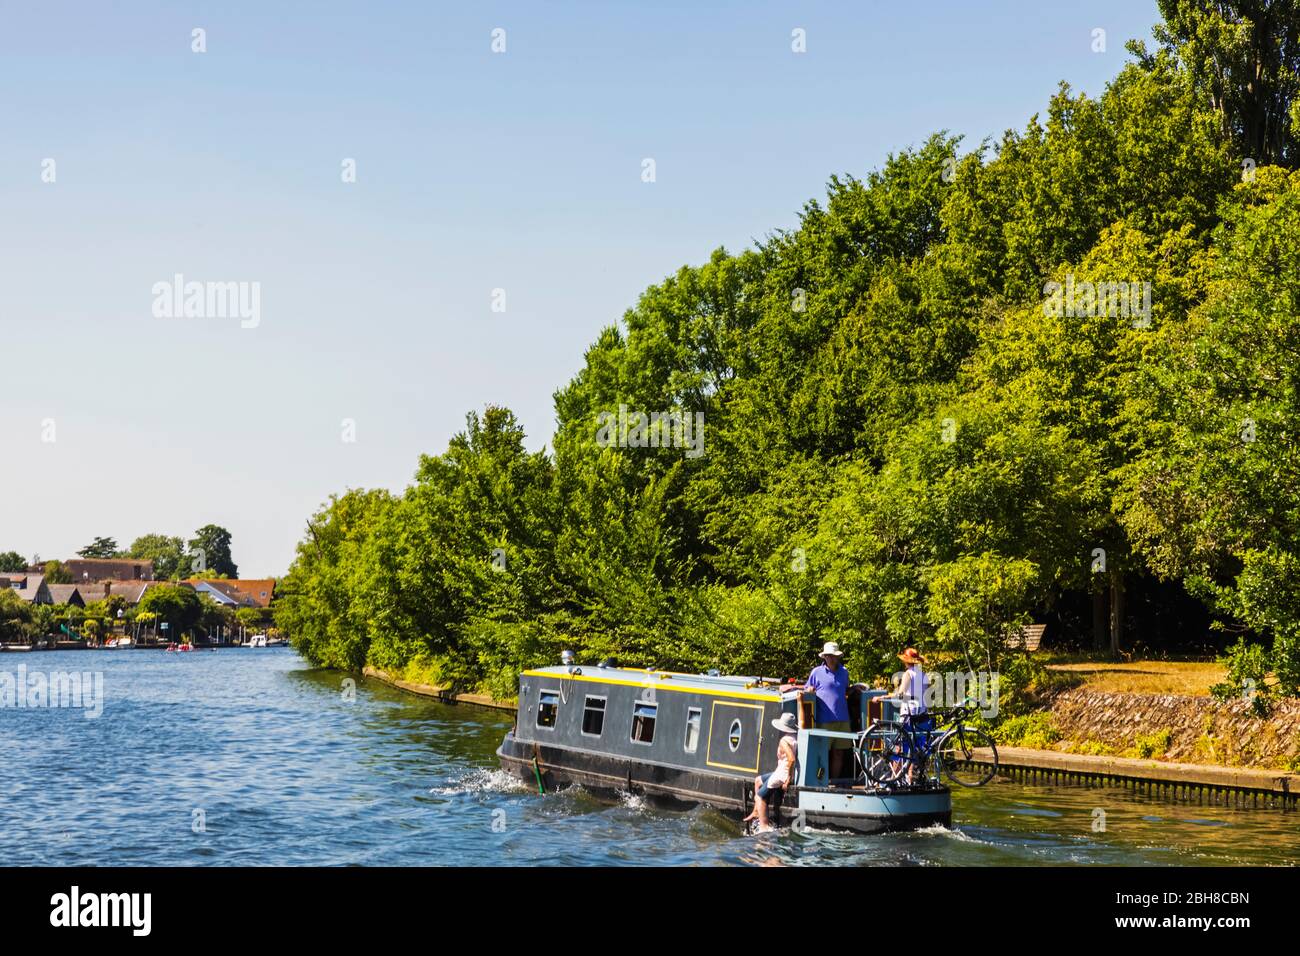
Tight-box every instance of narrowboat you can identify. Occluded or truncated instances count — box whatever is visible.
[496,655,952,834]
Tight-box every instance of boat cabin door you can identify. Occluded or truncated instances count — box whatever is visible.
[705,701,764,774]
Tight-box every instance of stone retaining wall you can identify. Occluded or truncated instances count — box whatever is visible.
[1044,688,1300,768]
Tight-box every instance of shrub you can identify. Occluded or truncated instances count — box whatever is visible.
[993,712,1061,749]
[1130,728,1173,759]
[1071,740,1114,756]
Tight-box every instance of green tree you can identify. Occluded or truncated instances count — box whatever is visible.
[189,525,238,578]
[127,534,188,580]
[272,2,1300,703]
[0,552,27,573]
[1133,0,1300,167]
[77,537,120,559]
[0,589,35,642]
[235,606,266,632]
[43,560,72,584]
[137,585,203,637]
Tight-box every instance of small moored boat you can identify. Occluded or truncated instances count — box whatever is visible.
[497,655,952,834]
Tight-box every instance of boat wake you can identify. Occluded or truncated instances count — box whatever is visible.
[615,789,648,811]
[429,768,530,796]
[911,823,980,842]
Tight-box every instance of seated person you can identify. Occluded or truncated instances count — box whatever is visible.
[744,713,799,832]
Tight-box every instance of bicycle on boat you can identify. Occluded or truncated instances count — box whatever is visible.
[857,698,999,788]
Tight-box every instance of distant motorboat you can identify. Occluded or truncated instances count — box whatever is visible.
[247,635,268,648]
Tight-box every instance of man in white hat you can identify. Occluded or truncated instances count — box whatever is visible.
[799,641,852,783]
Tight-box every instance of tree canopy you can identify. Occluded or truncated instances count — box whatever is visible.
[188,525,238,579]
[77,537,121,559]
[276,2,1300,706]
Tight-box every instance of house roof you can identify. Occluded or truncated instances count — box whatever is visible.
[192,582,240,606]
[45,585,86,607]
[13,573,47,603]
[76,581,153,605]
[186,579,275,609]
[62,558,155,583]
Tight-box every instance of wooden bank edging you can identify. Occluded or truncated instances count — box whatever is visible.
[985,746,1300,808]
[360,666,517,714]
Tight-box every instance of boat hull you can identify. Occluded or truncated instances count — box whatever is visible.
[497,732,950,835]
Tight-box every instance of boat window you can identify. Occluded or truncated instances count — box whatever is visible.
[581,696,606,736]
[683,707,701,753]
[536,690,560,729]
[631,701,657,744]
[728,717,743,752]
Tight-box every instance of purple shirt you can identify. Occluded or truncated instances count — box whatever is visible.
[804,663,850,723]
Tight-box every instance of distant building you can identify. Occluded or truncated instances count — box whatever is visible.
[187,579,275,609]
[59,558,154,583]
[45,585,87,608]
[1,573,52,604]
[75,580,157,607]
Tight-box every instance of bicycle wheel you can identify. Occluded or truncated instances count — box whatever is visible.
[936,725,998,787]
[861,723,910,785]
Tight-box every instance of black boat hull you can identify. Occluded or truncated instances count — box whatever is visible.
[498,732,951,835]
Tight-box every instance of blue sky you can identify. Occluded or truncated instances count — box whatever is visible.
[0,1,1164,576]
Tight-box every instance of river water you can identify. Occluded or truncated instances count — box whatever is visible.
[2,648,1295,866]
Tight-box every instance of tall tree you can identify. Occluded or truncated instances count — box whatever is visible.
[189,525,238,578]
[0,552,27,573]
[1135,0,1300,166]
[127,534,188,580]
[77,537,121,559]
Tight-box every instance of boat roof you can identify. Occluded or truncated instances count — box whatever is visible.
[522,664,787,700]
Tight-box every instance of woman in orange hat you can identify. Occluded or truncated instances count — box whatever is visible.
[891,648,930,785]
[894,647,929,718]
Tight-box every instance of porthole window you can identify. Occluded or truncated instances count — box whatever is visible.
[728,718,743,752]
[536,690,560,729]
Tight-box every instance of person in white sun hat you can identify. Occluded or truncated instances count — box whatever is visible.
[743,712,800,832]
[798,641,853,784]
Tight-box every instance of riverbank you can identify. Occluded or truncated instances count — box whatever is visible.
[989,746,1300,808]
[361,665,516,713]
[1004,686,1300,773]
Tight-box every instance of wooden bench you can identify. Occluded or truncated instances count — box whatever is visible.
[1005,623,1047,651]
